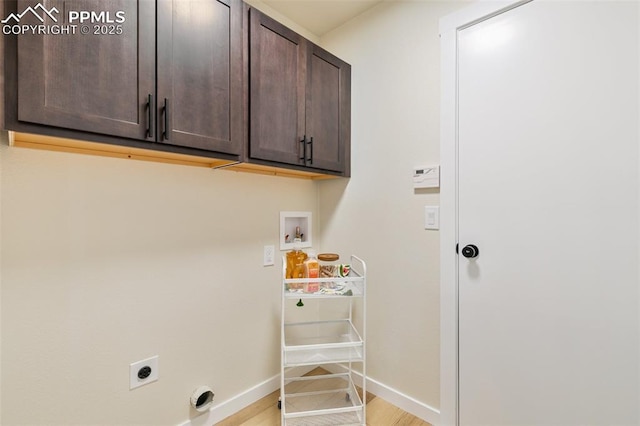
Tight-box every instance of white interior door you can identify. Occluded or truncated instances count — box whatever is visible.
[457,1,639,424]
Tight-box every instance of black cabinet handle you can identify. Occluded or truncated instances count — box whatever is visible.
[146,94,154,139]
[300,135,307,163]
[308,136,313,165]
[162,98,169,141]
[462,244,479,259]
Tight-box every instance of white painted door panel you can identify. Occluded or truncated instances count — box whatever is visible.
[458,1,639,424]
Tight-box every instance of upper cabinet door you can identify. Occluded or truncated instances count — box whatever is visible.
[156,0,242,155]
[248,8,306,166]
[15,0,156,141]
[305,44,351,174]
[247,8,351,176]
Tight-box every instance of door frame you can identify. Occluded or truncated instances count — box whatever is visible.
[439,2,530,424]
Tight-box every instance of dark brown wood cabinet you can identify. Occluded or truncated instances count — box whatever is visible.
[305,43,351,174]
[11,0,155,141]
[5,0,242,158]
[247,8,351,176]
[156,0,242,155]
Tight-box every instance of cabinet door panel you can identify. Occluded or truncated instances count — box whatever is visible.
[16,0,155,141]
[157,0,242,155]
[249,8,306,165]
[306,45,350,173]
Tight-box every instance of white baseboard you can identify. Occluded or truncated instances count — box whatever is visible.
[323,364,441,426]
[176,374,278,426]
[178,366,440,426]
[177,366,312,426]
[363,372,440,425]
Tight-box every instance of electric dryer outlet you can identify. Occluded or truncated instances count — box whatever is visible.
[130,355,159,389]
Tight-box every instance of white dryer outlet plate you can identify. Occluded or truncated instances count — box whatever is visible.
[130,355,159,390]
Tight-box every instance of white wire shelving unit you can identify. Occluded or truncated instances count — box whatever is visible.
[280,255,366,426]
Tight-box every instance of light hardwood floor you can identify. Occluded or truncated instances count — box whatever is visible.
[216,369,431,426]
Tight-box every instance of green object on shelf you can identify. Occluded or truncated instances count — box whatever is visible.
[296,299,304,307]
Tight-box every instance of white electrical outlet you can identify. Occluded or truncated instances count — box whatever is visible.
[130,355,159,390]
[264,245,275,266]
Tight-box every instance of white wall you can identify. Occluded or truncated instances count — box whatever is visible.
[0,133,318,425]
[0,1,474,424]
[318,0,469,413]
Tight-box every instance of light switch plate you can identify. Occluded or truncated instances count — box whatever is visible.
[263,245,275,266]
[425,206,439,230]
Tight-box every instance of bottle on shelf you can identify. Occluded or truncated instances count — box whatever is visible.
[286,238,307,288]
[303,250,320,293]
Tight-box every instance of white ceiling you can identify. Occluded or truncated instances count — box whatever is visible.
[260,0,385,37]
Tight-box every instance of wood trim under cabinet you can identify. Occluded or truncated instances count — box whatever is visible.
[8,132,337,180]
[9,132,234,168]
